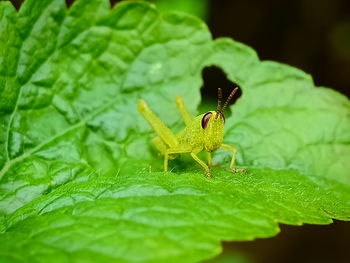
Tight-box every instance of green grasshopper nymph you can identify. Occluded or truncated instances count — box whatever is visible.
[138,87,246,178]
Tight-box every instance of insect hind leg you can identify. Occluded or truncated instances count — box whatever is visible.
[138,99,178,148]
[151,136,176,160]
[175,95,193,127]
[150,95,192,155]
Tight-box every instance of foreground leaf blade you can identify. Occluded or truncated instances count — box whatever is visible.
[1,169,350,262]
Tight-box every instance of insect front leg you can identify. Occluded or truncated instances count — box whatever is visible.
[220,144,247,174]
[207,152,220,168]
[191,149,211,178]
[164,146,192,172]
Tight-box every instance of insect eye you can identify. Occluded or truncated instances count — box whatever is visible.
[201,112,212,129]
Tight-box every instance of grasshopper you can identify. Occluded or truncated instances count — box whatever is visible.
[138,87,246,178]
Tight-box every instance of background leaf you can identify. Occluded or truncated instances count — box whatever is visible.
[0,0,350,262]
[0,0,210,214]
[204,38,350,185]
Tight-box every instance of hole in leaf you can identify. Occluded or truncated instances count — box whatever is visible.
[65,0,74,8]
[199,66,242,119]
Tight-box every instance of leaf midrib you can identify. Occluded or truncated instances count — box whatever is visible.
[4,0,65,163]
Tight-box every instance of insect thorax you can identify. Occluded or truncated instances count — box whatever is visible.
[179,111,224,152]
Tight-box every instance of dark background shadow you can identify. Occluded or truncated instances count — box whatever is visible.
[230,220,350,263]
[208,0,350,99]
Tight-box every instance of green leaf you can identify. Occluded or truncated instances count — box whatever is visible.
[0,0,350,262]
[151,0,209,21]
[1,169,350,262]
[205,38,350,185]
[0,0,209,215]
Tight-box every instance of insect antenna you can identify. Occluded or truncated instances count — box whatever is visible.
[217,88,222,111]
[222,87,239,112]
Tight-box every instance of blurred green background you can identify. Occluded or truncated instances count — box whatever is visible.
[8,0,350,262]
